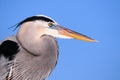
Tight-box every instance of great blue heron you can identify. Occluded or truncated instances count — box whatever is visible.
[0,15,96,80]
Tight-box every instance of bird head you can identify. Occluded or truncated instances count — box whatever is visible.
[16,15,96,42]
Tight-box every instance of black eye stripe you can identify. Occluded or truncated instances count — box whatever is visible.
[17,16,54,27]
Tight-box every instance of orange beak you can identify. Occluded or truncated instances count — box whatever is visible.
[56,25,96,42]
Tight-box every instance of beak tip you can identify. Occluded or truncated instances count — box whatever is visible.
[88,39,99,43]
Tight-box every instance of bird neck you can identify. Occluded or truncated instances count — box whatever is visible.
[16,22,58,57]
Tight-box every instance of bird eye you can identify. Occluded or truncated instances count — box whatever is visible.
[48,22,53,27]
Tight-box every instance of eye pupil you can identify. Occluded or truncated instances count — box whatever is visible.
[48,22,53,27]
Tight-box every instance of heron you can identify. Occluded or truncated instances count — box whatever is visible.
[0,15,96,80]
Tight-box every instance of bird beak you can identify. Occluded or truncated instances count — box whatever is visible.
[54,25,96,42]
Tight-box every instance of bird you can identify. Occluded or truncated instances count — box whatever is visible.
[0,15,96,80]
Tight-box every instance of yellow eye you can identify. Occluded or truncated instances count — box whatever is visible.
[48,22,53,27]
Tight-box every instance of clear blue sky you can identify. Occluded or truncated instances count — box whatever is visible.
[0,0,120,80]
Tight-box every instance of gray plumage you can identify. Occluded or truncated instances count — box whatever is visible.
[0,34,58,80]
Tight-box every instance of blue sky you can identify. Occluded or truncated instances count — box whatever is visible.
[0,0,120,80]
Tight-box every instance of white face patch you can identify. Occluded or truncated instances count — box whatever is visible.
[33,21,49,28]
[44,28,73,39]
